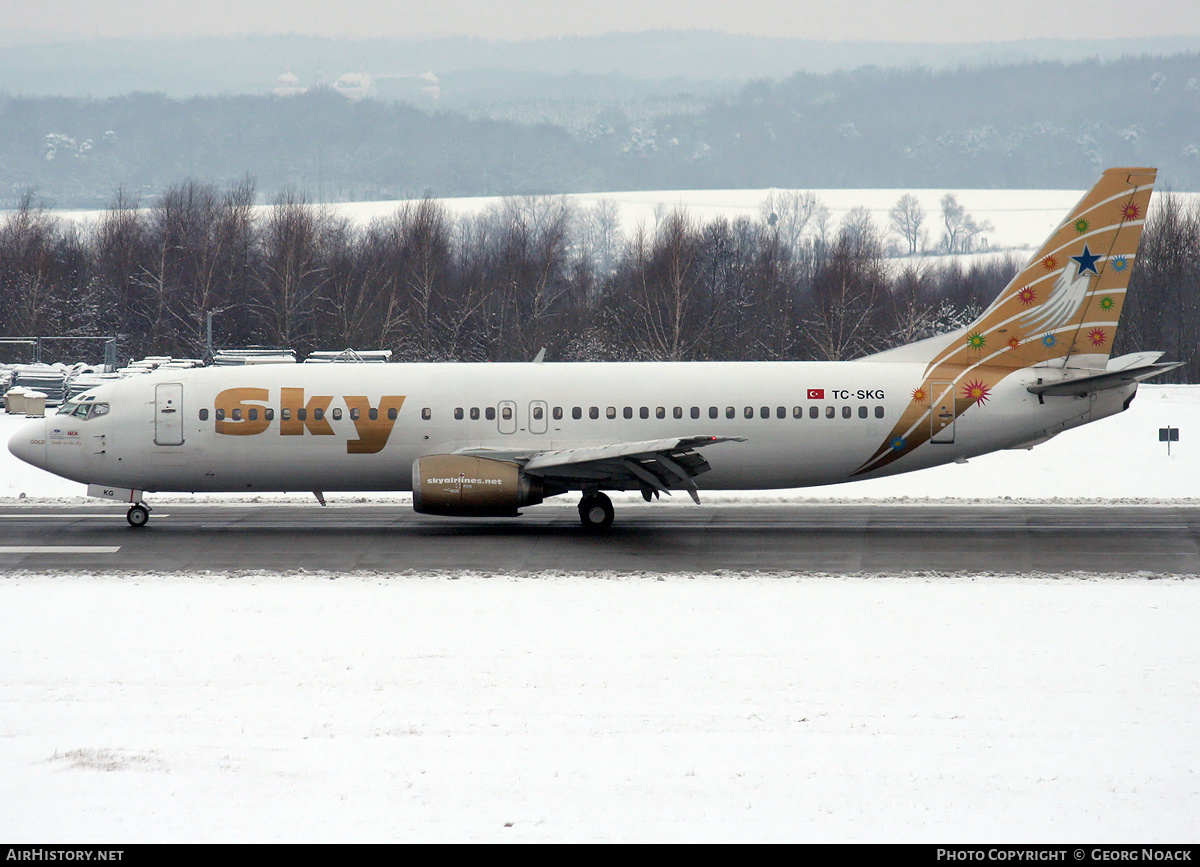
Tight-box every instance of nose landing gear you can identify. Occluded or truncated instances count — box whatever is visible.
[577,492,614,532]
[126,503,151,528]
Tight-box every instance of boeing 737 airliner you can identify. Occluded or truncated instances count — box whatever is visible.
[8,168,1178,530]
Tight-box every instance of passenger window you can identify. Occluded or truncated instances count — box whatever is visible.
[281,408,291,421]
[656,407,665,419]
[486,407,496,421]
[842,406,851,419]
[388,408,398,421]
[726,407,735,419]
[199,408,209,421]
[809,406,819,419]
[533,406,544,420]
[776,407,786,419]
[369,408,378,421]
[471,407,480,420]
[858,406,867,419]
[624,406,633,419]
[673,407,683,419]
[793,406,801,418]
[572,407,581,420]
[744,407,753,419]
[313,407,324,421]
[760,407,769,419]
[216,408,226,421]
[249,408,258,421]
[709,407,719,419]
[825,406,835,419]
[553,407,562,420]
[691,407,700,420]
[454,407,464,420]
[875,406,885,419]
[422,408,432,420]
[350,408,360,421]
[606,406,616,419]
[297,408,307,421]
[502,406,512,420]
[589,407,599,419]
[639,407,649,419]
[265,408,274,421]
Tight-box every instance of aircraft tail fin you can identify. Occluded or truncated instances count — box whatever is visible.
[927,167,1156,372]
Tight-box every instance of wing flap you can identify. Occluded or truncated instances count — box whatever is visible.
[454,435,745,503]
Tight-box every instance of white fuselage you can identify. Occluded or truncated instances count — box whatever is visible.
[8,360,1131,496]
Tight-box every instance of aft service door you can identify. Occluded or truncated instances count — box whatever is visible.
[155,382,184,446]
[529,400,548,434]
[930,381,955,444]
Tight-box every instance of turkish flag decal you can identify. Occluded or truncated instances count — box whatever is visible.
[807,388,824,400]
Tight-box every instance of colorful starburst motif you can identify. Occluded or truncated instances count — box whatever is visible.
[1099,295,1115,311]
[968,331,986,350]
[1042,255,1058,271]
[1111,256,1129,272]
[1017,286,1036,305]
[963,379,991,406]
[890,436,906,452]
[1122,202,1141,221]
[1088,328,1107,346]
[1074,218,1090,234]
[911,387,927,403]
[1007,336,1021,350]
[1042,332,1057,348]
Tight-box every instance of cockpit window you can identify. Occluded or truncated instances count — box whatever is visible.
[56,401,108,420]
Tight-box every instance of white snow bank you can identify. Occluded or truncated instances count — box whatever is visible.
[0,570,1194,842]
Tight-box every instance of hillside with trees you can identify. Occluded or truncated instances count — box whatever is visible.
[1,53,1198,209]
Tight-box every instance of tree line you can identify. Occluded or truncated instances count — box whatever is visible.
[0,180,1197,381]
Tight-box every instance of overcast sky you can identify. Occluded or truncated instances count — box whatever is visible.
[6,0,1200,42]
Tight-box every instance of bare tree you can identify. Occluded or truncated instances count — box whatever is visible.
[940,193,994,254]
[251,191,331,354]
[760,190,821,252]
[0,191,60,335]
[805,213,891,360]
[889,193,926,255]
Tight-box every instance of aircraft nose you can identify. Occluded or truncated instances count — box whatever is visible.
[7,416,48,469]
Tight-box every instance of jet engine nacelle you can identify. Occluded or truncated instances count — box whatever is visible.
[411,454,544,517]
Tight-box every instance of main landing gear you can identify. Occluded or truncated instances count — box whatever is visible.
[126,503,151,528]
[578,491,614,532]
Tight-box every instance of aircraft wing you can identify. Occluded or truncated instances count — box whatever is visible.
[454,435,746,503]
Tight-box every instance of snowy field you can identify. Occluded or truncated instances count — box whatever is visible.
[48,186,1091,255]
[1,386,1199,842]
[0,572,1196,843]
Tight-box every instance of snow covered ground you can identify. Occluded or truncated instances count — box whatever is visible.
[48,186,1088,255]
[2,387,1199,842]
[0,572,1196,843]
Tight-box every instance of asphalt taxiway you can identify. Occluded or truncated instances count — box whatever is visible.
[1,501,1198,573]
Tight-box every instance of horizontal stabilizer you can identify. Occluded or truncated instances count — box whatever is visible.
[1027,355,1181,397]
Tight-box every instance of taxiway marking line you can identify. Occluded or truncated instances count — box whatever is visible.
[0,546,122,554]
[0,514,169,519]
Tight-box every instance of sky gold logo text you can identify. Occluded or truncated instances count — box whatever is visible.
[213,388,405,454]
